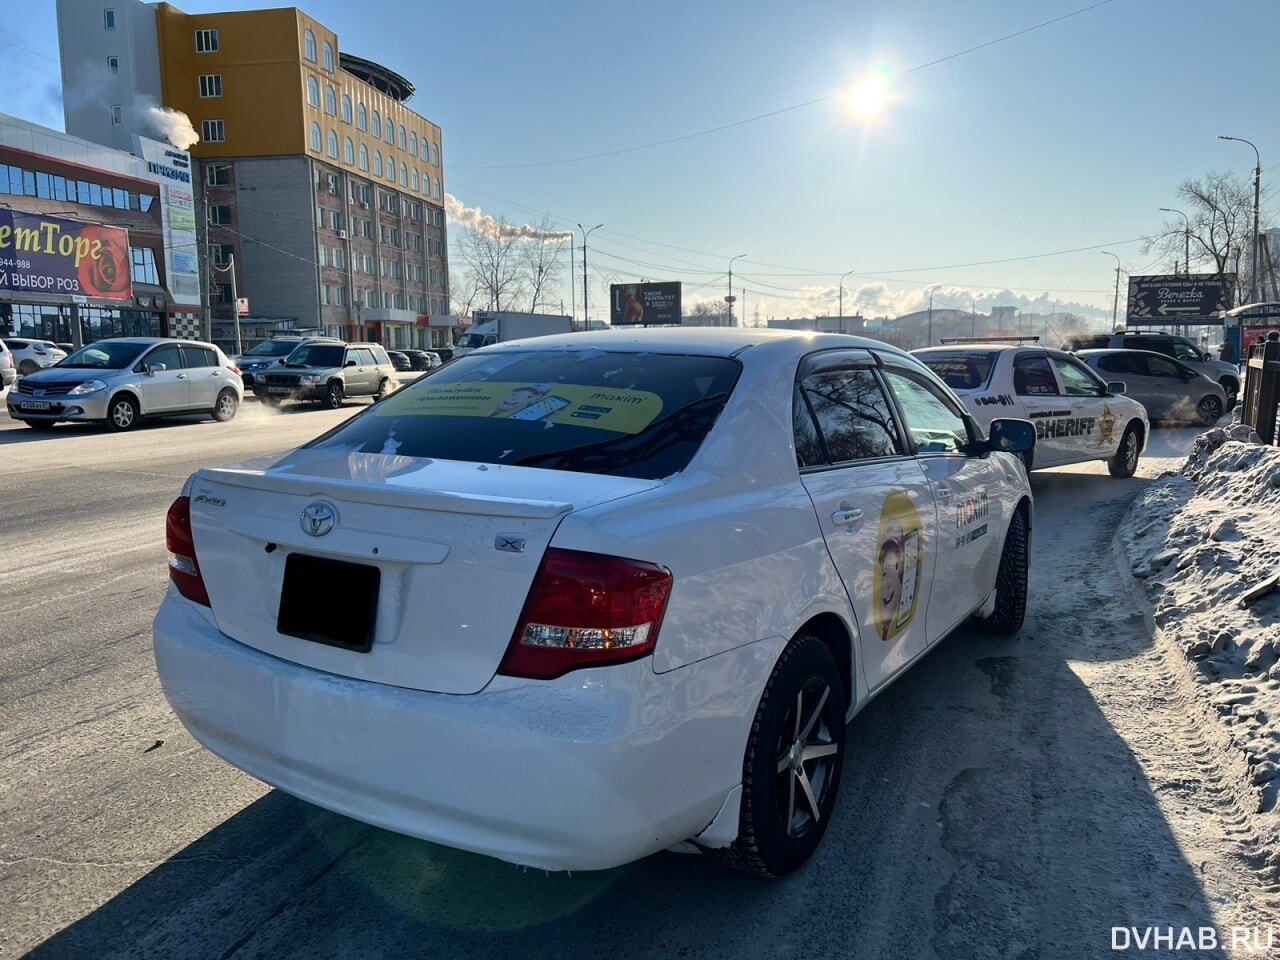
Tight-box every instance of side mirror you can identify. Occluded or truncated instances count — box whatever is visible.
[1107,381,1127,394]
[987,418,1036,455]
[345,359,357,367]
[147,363,166,376]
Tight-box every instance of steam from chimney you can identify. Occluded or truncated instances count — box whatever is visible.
[444,193,572,242]
[136,98,199,150]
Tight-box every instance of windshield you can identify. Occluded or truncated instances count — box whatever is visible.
[285,344,345,367]
[299,349,741,479]
[243,340,301,358]
[58,341,150,369]
[916,351,999,390]
[456,333,487,348]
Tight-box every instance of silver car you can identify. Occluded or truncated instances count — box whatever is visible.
[6,337,243,431]
[1078,349,1227,426]
[0,340,15,390]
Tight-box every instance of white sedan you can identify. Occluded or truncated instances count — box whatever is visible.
[913,343,1150,477]
[154,328,1035,876]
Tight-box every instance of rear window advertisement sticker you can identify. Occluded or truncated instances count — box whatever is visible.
[874,491,924,642]
[375,381,664,434]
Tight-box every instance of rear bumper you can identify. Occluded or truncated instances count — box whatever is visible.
[153,589,781,870]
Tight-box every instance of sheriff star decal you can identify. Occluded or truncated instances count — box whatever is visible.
[1098,404,1117,446]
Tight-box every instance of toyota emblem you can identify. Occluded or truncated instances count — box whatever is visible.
[300,501,338,537]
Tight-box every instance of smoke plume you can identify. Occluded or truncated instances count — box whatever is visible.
[444,193,572,242]
[136,97,199,150]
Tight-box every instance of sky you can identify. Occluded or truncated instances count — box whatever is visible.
[3,0,1278,323]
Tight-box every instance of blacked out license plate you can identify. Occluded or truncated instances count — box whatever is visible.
[277,553,379,652]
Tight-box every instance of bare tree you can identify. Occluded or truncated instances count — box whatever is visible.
[455,215,525,311]
[523,217,569,313]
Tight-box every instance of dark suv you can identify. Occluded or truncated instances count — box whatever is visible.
[255,341,398,408]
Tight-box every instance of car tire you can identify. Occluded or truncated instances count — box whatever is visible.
[212,389,239,422]
[17,359,37,376]
[106,394,139,432]
[374,378,390,401]
[1219,379,1238,411]
[322,381,344,409]
[1107,424,1141,478]
[714,634,846,877]
[976,507,1029,636]
[1196,395,1223,426]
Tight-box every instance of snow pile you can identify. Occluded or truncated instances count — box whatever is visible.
[1119,425,1280,813]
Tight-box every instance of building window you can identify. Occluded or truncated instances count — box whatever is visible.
[206,164,230,186]
[408,135,417,158]
[400,162,407,186]
[411,168,419,192]
[433,177,440,199]
[107,56,119,75]
[202,119,225,141]
[398,125,406,150]
[358,144,369,171]
[324,85,336,115]
[373,151,382,177]
[129,247,158,284]
[304,28,316,61]
[320,284,330,306]
[333,248,345,269]
[356,103,367,131]
[195,28,218,52]
[327,129,338,158]
[198,74,222,97]
[318,244,327,267]
[307,76,319,108]
[110,105,123,125]
[334,285,346,306]
[322,41,334,72]
[388,163,396,184]
[316,205,324,228]
[390,228,400,246]
[371,110,381,137]
[309,122,321,151]
[344,137,354,165]
[330,210,344,231]
[209,204,232,225]
[213,243,234,267]
[341,95,352,123]
[384,117,393,143]
[431,142,439,165]
[361,221,372,240]
[104,8,116,29]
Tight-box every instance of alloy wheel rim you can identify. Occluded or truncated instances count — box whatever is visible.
[113,402,133,427]
[1125,434,1137,469]
[774,678,839,839]
[1198,398,1219,423]
[218,394,235,416]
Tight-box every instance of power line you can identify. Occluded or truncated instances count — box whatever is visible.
[452,0,1115,170]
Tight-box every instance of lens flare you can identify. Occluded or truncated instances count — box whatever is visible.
[845,73,891,120]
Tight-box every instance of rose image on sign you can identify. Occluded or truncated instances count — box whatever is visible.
[76,224,131,298]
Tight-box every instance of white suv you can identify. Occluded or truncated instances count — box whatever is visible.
[6,338,67,376]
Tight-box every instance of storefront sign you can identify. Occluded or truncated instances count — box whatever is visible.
[137,136,201,307]
[0,210,132,301]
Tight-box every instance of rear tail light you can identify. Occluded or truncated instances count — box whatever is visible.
[227,364,242,375]
[166,496,210,606]
[33,347,46,355]
[498,548,672,680]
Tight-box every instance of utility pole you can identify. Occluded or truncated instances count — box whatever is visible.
[927,292,933,346]
[728,253,746,326]
[1160,207,1191,276]
[568,236,575,326]
[578,223,602,326]
[839,268,854,322]
[1219,135,1262,303]
[212,254,242,356]
[1102,251,1121,331]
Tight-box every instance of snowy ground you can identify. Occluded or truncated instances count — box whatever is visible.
[1119,423,1280,868]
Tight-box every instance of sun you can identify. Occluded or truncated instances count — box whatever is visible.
[845,74,891,120]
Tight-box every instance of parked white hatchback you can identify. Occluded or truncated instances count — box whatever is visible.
[914,342,1150,477]
[7,337,242,431]
[154,329,1035,876]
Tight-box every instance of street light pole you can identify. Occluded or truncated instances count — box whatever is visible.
[212,254,242,355]
[728,253,747,326]
[578,222,602,326]
[1102,251,1121,331]
[839,268,855,321]
[1159,207,1191,276]
[1219,135,1262,303]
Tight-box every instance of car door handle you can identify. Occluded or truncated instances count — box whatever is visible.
[934,486,951,499]
[831,508,863,527]
[176,374,187,379]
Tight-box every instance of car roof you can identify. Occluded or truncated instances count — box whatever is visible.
[914,344,1025,356]
[482,326,915,361]
[1076,348,1183,359]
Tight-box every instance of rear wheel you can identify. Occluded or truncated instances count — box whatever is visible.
[106,394,139,432]
[212,388,239,422]
[374,377,390,401]
[1107,424,1141,478]
[1196,395,1223,426]
[976,508,1028,635]
[1219,378,1238,411]
[17,359,37,376]
[715,634,846,877]
[322,381,344,409]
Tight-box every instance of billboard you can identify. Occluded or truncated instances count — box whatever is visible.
[610,281,682,326]
[1126,274,1234,323]
[0,210,132,301]
[137,136,201,306]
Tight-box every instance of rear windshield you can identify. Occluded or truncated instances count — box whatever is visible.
[244,340,300,358]
[285,344,345,367]
[302,349,742,479]
[916,351,998,390]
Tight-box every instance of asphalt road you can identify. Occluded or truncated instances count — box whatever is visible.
[2,403,1274,959]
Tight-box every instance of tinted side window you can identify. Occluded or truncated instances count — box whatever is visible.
[1049,355,1104,397]
[140,344,182,371]
[344,349,360,366]
[1012,353,1058,396]
[1172,342,1201,362]
[882,370,968,454]
[1144,356,1182,378]
[792,388,825,468]
[182,345,218,368]
[797,368,900,465]
[1097,354,1135,374]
